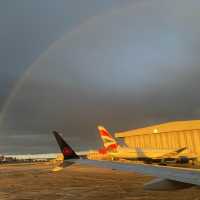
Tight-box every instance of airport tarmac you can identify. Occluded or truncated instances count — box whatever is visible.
[0,163,200,200]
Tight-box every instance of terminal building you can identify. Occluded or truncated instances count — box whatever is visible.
[115,120,200,161]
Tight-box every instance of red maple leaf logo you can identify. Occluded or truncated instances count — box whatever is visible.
[63,147,73,156]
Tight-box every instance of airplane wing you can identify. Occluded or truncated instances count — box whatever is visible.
[52,131,200,190]
[156,147,187,159]
[72,158,200,190]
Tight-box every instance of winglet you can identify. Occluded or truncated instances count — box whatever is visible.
[53,131,79,160]
[176,147,187,154]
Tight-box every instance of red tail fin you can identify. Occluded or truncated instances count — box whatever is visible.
[97,126,118,151]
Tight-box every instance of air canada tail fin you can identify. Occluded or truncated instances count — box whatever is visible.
[53,131,79,160]
[97,126,118,151]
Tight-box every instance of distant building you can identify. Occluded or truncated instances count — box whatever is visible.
[115,120,200,162]
[87,150,112,160]
[0,155,4,162]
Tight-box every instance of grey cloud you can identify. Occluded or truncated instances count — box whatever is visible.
[1,0,200,153]
[0,0,123,111]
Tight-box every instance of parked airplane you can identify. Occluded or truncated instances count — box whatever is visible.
[52,131,200,190]
[98,126,187,163]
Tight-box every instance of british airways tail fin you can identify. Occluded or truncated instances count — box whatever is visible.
[53,131,79,160]
[97,126,119,151]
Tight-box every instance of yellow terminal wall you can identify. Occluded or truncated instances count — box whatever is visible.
[115,120,200,157]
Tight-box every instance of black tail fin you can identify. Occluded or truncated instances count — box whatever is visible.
[53,131,79,160]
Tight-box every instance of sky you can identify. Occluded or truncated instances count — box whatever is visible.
[1,0,200,153]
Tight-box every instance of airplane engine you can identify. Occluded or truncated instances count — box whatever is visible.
[176,156,189,164]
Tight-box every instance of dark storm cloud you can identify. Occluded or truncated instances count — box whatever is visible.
[0,0,124,110]
[1,0,200,153]
[0,0,131,153]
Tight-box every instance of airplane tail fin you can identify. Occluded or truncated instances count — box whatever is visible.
[53,131,79,160]
[97,126,118,151]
